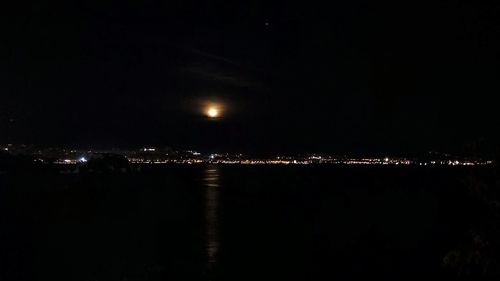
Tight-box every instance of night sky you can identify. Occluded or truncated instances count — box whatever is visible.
[1,1,499,154]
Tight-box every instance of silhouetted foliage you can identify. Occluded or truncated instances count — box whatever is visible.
[79,153,131,174]
[444,153,500,278]
[0,151,43,173]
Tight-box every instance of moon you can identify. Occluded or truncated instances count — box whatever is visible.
[199,100,226,119]
[206,107,220,118]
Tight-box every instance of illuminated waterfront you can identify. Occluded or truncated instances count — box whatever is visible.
[1,144,493,167]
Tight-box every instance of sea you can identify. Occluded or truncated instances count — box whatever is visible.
[0,165,488,280]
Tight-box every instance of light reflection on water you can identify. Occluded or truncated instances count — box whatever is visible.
[204,166,220,275]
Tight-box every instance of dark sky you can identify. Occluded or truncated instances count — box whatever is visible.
[1,0,499,154]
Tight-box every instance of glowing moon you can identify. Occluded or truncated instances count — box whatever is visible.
[206,107,220,118]
[200,100,225,119]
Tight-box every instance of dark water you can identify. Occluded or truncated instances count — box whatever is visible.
[0,165,484,280]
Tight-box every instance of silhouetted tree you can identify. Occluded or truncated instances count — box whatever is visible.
[444,151,500,278]
[0,151,39,173]
[79,153,131,174]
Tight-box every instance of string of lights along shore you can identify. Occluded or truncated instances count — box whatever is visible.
[1,144,492,167]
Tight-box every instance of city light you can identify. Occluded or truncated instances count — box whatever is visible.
[4,145,488,167]
[48,155,493,167]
